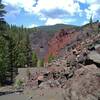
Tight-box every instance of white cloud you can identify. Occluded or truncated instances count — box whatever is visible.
[76,0,99,4]
[3,0,100,26]
[3,0,81,16]
[28,23,37,28]
[76,0,86,3]
[45,18,76,25]
[32,0,81,16]
[82,20,88,25]
[6,8,21,18]
[3,0,80,26]
[86,0,99,4]
[45,18,63,25]
[3,0,36,13]
[65,18,76,23]
[85,3,100,19]
[39,14,47,21]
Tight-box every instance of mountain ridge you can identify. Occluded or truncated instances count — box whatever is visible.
[29,22,99,60]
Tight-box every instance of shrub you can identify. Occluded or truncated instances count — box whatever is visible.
[37,59,44,67]
[48,54,55,63]
[14,79,23,89]
[32,51,38,67]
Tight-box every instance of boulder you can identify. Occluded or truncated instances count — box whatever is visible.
[63,64,100,100]
[96,46,100,54]
[39,81,50,89]
[88,51,100,64]
[39,80,60,89]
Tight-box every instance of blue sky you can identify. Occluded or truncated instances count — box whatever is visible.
[2,0,100,28]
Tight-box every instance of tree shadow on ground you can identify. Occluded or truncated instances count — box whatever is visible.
[0,90,23,96]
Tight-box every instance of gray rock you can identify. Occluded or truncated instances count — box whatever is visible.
[63,64,100,100]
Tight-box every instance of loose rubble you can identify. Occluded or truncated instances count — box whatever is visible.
[25,34,100,90]
[1,33,99,100]
[63,64,100,100]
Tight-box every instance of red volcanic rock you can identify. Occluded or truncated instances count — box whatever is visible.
[47,66,65,73]
[45,29,80,63]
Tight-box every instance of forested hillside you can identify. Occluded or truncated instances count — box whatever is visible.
[37,24,79,38]
[0,0,33,85]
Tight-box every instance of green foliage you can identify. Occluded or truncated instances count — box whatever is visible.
[7,25,32,68]
[0,0,7,33]
[48,54,55,63]
[37,59,44,67]
[0,36,9,84]
[38,24,78,38]
[0,0,33,85]
[0,0,9,85]
[15,40,27,67]
[32,51,38,67]
[15,79,23,89]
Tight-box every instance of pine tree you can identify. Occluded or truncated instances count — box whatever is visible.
[26,33,32,67]
[0,0,6,34]
[89,15,93,28]
[0,0,8,85]
[0,0,17,85]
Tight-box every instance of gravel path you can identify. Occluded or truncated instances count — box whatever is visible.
[0,88,64,100]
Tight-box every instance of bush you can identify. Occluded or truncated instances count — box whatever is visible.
[14,79,23,89]
[32,51,38,67]
[37,59,44,67]
[48,54,55,63]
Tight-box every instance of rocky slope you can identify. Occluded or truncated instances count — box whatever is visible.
[1,22,99,100]
[29,22,99,60]
[63,64,100,100]
[44,22,99,62]
[29,24,77,59]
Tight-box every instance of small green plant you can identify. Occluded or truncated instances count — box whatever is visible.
[48,54,55,63]
[37,59,44,67]
[15,79,23,89]
[32,51,38,67]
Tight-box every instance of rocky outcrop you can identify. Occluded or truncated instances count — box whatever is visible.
[63,64,100,100]
[88,43,100,65]
[29,31,49,59]
[44,29,81,62]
